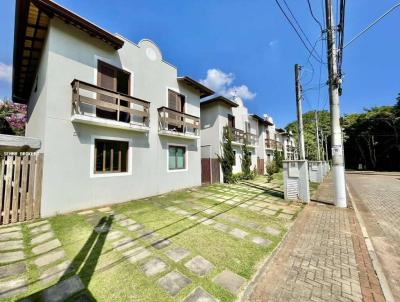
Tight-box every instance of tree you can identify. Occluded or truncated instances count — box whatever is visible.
[273,149,283,172]
[0,100,27,136]
[241,140,252,179]
[286,110,331,160]
[217,126,235,183]
[343,102,400,171]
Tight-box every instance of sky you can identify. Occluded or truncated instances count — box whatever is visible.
[0,0,399,127]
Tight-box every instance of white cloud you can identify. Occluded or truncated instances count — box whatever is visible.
[0,63,12,83]
[200,69,234,92]
[200,68,256,101]
[227,85,256,100]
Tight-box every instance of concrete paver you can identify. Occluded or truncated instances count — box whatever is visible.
[214,270,246,294]
[244,174,385,302]
[347,171,400,301]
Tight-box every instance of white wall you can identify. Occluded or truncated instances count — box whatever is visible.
[26,19,202,216]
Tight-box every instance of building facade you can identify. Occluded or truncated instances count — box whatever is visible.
[12,0,213,216]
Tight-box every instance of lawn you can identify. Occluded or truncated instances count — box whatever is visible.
[0,173,316,302]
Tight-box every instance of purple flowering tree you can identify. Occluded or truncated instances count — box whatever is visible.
[0,100,27,136]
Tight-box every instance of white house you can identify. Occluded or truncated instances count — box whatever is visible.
[12,0,214,216]
[200,96,271,183]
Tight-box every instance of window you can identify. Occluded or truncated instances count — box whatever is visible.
[94,139,129,174]
[228,114,235,128]
[168,89,185,112]
[97,60,131,122]
[168,145,186,170]
[245,121,250,133]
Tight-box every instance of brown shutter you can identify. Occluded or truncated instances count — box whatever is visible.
[97,61,117,117]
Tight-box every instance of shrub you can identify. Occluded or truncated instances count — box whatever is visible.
[265,161,276,182]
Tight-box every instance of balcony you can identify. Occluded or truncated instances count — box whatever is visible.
[226,127,257,146]
[158,107,200,139]
[265,139,283,150]
[71,79,150,132]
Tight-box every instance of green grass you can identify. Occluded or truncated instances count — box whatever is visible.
[2,176,304,302]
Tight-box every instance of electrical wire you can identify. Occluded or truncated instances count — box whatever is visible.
[344,2,400,48]
[274,0,325,64]
[306,0,323,31]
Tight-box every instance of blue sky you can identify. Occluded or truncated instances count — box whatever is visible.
[0,0,399,127]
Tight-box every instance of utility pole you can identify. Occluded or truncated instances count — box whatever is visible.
[324,0,347,207]
[315,111,321,161]
[321,130,325,161]
[295,64,306,160]
[324,132,329,161]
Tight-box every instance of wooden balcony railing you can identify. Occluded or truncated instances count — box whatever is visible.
[265,138,283,150]
[226,127,257,145]
[158,107,200,136]
[71,79,150,126]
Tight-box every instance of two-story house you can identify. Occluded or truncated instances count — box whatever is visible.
[12,0,213,216]
[200,95,269,183]
[264,116,297,162]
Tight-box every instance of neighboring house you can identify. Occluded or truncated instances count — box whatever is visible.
[12,0,213,216]
[200,96,270,183]
[264,114,298,162]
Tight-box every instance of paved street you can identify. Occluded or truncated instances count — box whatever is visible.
[243,175,385,302]
[347,171,400,301]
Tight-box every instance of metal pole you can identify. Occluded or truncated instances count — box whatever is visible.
[325,0,347,207]
[295,64,306,160]
[321,130,325,161]
[315,111,321,161]
[324,132,329,161]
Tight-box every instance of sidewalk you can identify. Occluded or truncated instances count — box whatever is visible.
[243,175,385,302]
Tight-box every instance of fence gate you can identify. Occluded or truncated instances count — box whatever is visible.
[0,153,43,225]
[257,158,265,175]
[201,145,220,185]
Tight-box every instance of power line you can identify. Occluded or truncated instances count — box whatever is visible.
[274,0,325,64]
[306,0,323,31]
[344,2,400,48]
[282,0,316,50]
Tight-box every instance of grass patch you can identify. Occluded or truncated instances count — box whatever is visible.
[5,176,304,302]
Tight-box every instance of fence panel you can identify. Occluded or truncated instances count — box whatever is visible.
[0,153,43,225]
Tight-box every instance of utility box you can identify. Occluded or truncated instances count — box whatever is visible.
[308,161,324,183]
[283,160,310,203]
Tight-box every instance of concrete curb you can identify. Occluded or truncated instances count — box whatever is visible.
[346,184,395,302]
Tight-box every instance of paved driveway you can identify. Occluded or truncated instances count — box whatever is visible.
[347,171,400,301]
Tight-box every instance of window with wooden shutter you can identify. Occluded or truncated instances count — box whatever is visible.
[97,61,117,120]
[228,114,235,128]
[94,139,129,174]
[167,89,185,131]
[96,60,131,122]
[168,89,185,112]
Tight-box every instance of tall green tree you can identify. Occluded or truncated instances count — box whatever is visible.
[273,149,283,172]
[343,100,400,170]
[217,126,235,183]
[241,141,252,179]
[286,110,331,160]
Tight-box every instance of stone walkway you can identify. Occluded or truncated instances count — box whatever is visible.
[0,178,296,301]
[0,224,28,299]
[243,174,385,302]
